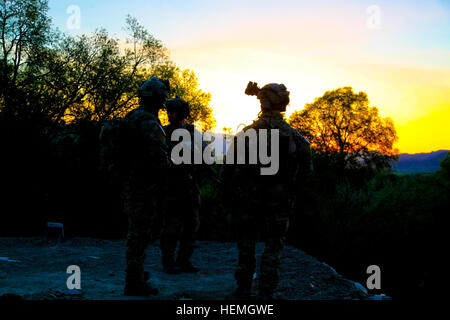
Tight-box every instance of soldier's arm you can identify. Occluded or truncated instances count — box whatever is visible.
[293,133,313,189]
[218,136,239,203]
[301,137,314,179]
[219,135,238,182]
[188,126,220,183]
[139,119,171,167]
[196,162,221,184]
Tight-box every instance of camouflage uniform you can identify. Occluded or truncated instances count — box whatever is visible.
[160,122,201,270]
[222,82,313,298]
[119,77,171,295]
[122,108,170,286]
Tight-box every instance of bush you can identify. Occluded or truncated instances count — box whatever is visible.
[288,169,447,298]
[0,115,446,299]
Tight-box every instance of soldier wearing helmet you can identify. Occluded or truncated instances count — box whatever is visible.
[221,81,313,299]
[160,96,201,274]
[122,77,171,296]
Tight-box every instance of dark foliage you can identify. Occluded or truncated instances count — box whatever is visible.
[0,0,446,301]
[287,155,448,299]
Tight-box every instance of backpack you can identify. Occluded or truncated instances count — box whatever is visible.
[99,117,139,186]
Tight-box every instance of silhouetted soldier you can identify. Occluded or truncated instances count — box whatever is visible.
[121,77,171,296]
[160,97,201,274]
[221,81,313,299]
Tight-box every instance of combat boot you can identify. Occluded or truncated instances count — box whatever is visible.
[256,293,275,300]
[124,281,159,296]
[176,258,199,273]
[258,283,278,300]
[227,286,252,300]
[228,277,253,299]
[162,255,182,274]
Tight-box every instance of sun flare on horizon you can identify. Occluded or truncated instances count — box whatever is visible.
[49,0,450,154]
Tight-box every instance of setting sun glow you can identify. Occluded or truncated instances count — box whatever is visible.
[49,0,450,153]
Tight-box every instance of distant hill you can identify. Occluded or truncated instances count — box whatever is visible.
[392,150,449,173]
[208,135,448,173]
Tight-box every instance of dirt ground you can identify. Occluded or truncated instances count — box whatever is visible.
[0,238,370,300]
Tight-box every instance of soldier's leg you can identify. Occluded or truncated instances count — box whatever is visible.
[177,194,200,271]
[160,202,182,269]
[126,214,152,283]
[123,180,158,295]
[259,234,287,297]
[124,207,159,295]
[259,189,290,297]
[234,206,258,295]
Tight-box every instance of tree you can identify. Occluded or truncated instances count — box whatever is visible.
[288,87,398,172]
[0,6,170,124]
[438,152,450,181]
[0,3,215,130]
[151,62,216,131]
[0,0,52,114]
[59,15,168,124]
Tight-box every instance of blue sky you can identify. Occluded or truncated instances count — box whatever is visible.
[47,0,450,153]
[48,0,450,52]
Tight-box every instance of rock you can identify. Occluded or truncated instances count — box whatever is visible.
[369,294,392,300]
[322,262,338,274]
[352,281,368,295]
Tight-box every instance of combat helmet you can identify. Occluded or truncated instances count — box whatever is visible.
[245,81,290,112]
[166,96,190,120]
[138,76,171,105]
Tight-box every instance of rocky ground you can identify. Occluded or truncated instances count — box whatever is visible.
[0,238,371,300]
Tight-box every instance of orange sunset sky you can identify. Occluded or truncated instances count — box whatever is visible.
[50,0,450,153]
